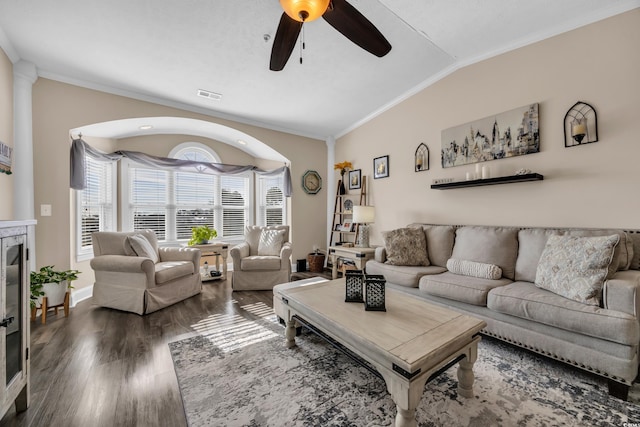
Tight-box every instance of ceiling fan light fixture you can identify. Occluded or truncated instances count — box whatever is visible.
[280,0,330,22]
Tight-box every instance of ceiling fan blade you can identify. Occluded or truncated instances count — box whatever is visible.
[322,0,391,57]
[270,13,303,71]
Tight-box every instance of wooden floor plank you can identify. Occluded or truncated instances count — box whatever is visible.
[0,274,321,426]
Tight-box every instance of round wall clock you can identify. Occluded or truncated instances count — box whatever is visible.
[302,170,322,194]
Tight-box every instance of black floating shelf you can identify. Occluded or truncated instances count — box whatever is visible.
[430,173,544,190]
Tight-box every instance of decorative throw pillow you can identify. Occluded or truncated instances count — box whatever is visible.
[258,229,286,256]
[535,234,620,306]
[126,234,159,263]
[446,258,502,280]
[382,228,430,266]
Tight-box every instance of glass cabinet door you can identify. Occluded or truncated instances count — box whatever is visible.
[3,235,25,386]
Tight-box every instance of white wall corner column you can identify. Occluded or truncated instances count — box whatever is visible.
[325,136,335,250]
[12,60,38,221]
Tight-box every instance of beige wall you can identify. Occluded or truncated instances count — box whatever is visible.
[32,79,327,289]
[0,48,13,219]
[336,10,640,246]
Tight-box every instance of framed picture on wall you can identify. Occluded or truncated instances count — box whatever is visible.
[348,169,361,190]
[373,155,389,179]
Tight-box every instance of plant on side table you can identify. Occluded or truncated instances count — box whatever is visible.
[188,225,218,246]
[30,265,80,324]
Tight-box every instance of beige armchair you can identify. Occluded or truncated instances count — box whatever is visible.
[230,225,292,291]
[90,230,201,314]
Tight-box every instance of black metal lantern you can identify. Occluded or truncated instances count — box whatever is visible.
[345,269,364,303]
[364,274,386,311]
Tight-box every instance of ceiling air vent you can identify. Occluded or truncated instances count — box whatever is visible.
[197,89,222,101]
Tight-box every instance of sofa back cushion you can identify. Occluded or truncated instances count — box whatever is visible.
[629,232,640,270]
[408,224,455,268]
[565,229,633,272]
[515,228,564,282]
[451,226,519,280]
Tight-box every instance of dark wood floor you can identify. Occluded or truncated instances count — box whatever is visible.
[0,272,329,427]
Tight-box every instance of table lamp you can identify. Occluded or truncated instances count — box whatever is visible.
[352,205,375,248]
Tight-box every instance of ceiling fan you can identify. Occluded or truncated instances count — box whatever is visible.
[270,0,392,71]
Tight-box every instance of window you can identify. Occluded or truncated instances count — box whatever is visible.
[76,156,116,260]
[123,143,250,243]
[258,174,285,226]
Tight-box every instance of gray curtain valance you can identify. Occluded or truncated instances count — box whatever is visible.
[70,138,292,196]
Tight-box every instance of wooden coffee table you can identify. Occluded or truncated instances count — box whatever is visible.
[273,279,486,427]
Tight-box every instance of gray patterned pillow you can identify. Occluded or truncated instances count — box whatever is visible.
[447,258,502,280]
[382,228,430,266]
[535,234,620,306]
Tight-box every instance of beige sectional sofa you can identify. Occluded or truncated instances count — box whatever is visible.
[366,224,640,399]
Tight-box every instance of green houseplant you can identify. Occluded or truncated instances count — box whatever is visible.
[30,266,81,309]
[188,225,217,246]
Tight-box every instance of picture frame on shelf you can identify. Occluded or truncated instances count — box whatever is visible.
[373,155,389,179]
[348,169,361,190]
[340,222,352,232]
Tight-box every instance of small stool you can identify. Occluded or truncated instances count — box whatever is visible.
[31,291,70,324]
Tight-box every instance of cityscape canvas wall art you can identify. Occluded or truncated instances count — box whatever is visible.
[441,103,539,168]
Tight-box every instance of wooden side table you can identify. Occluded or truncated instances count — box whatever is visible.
[328,246,376,280]
[189,242,229,281]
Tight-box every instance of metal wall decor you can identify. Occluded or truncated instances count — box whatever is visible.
[564,101,598,147]
[414,143,429,172]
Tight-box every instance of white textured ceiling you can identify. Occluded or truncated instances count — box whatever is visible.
[0,0,638,141]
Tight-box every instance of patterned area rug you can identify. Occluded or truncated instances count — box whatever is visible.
[169,302,640,426]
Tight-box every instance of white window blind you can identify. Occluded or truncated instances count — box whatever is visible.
[129,167,168,240]
[126,145,250,242]
[175,170,216,240]
[258,174,285,226]
[78,156,115,256]
[220,175,249,237]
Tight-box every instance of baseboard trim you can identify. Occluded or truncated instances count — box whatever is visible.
[70,285,93,308]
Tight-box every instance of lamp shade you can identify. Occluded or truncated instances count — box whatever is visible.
[280,0,330,22]
[352,205,375,224]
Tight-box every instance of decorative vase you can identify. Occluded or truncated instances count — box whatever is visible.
[339,171,347,195]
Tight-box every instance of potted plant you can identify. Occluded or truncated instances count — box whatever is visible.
[188,225,217,246]
[30,265,81,309]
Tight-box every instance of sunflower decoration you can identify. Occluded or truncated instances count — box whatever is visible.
[334,161,353,177]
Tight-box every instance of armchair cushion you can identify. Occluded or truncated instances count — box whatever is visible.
[125,234,159,263]
[258,228,287,256]
[155,261,195,284]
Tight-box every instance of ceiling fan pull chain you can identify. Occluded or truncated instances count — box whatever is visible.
[299,25,305,64]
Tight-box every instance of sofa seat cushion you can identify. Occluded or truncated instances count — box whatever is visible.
[155,261,195,284]
[487,282,639,346]
[365,260,445,288]
[419,271,512,306]
[241,256,281,271]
